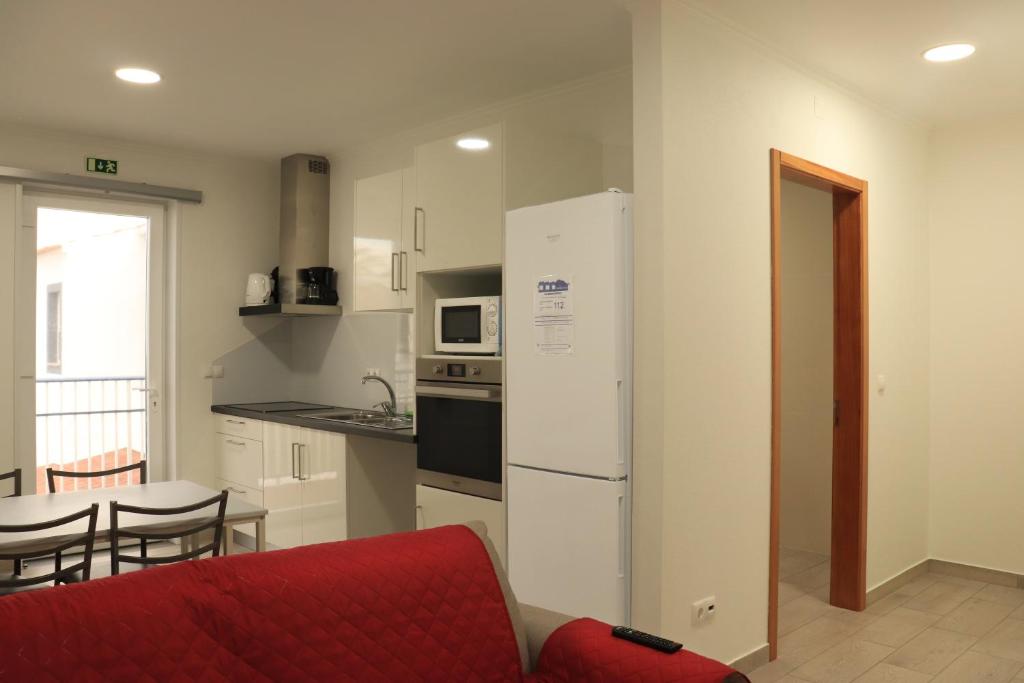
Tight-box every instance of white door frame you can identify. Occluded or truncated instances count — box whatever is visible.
[17,190,171,484]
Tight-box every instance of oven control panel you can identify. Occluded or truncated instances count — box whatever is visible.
[417,357,502,385]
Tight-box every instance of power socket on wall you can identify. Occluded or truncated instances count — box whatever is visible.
[691,596,716,625]
[364,368,381,377]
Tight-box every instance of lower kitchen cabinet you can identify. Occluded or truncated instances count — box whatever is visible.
[416,484,506,567]
[215,413,415,551]
[262,421,346,549]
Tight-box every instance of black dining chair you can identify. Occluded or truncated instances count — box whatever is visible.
[109,490,229,576]
[1,468,22,498]
[1,469,25,575]
[46,460,147,494]
[47,461,149,560]
[0,503,100,594]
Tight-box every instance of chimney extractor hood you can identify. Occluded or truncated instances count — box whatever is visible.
[239,153,342,317]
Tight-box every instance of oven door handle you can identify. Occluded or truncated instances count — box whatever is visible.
[415,385,502,402]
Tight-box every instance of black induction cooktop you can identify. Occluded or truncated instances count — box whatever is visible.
[225,401,332,413]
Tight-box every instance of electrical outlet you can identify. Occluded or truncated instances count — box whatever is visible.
[692,596,716,625]
[365,368,381,377]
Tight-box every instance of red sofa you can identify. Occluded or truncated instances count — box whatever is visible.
[0,524,749,682]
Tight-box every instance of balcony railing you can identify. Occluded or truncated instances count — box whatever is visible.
[35,376,147,494]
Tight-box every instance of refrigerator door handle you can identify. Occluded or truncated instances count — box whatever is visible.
[618,494,627,578]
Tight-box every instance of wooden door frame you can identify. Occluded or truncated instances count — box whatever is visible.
[768,149,868,659]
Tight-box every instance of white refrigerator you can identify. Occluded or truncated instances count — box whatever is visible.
[505,190,633,625]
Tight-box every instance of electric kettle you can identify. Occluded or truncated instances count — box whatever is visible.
[245,273,272,305]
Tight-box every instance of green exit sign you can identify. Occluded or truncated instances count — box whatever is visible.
[86,157,118,174]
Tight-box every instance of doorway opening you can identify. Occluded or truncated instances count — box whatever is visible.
[768,150,868,659]
[20,193,166,493]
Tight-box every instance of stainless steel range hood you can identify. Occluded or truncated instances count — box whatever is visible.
[239,153,342,318]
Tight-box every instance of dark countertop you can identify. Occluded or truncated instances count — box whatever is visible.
[212,404,417,444]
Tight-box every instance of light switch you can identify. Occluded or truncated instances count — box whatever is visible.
[877,373,887,394]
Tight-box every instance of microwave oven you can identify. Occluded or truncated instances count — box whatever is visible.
[434,296,501,355]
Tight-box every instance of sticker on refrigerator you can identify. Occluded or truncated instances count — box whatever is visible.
[534,276,574,355]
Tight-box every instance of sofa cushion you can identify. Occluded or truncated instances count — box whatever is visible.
[0,525,525,682]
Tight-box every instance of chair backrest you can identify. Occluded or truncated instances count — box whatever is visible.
[109,490,229,575]
[46,460,147,493]
[0,469,20,498]
[0,503,100,590]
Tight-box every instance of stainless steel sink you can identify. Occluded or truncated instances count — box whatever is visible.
[306,410,413,431]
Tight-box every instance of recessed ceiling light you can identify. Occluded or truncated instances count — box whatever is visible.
[115,67,161,84]
[456,137,490,151]
[923,43,975,63]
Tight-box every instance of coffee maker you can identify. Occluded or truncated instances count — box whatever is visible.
[301,266,338,305]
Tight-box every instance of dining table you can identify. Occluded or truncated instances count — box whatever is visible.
[0,479,269,559]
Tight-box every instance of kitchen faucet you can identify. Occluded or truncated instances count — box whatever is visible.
[362,375,397,416]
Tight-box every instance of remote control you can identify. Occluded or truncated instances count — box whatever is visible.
[611,626,683,653]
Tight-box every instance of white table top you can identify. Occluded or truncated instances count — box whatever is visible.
[0,480,267,553]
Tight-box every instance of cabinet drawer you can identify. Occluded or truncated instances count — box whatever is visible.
[215,414,263,442]
[216,478,262,508]
[216,434,263,491]
[216,478,261,539]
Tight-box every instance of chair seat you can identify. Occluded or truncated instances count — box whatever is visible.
[1,576,53,596]
[0,569,86,594]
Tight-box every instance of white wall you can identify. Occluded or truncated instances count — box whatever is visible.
[630,0,931,662]
[928,115,1024,575]
[779,180,833,556]
[0,123,279,486]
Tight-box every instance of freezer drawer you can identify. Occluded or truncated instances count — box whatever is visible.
[507,465,628,624]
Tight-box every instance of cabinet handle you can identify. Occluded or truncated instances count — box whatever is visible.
[299,444,309,481]
[400,251,408,291]
[225,439,246,447]
[291,443,299,480]
[391,252,399,292]
[226,419,245,425]
[414,207,425,253]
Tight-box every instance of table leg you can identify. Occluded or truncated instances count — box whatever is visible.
[223,525,235,555]
[256,518,266,552]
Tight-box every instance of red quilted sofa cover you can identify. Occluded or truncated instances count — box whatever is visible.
[0,525,745,682]
[532,618,748,683]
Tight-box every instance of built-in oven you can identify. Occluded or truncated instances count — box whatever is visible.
[415,356,502,500]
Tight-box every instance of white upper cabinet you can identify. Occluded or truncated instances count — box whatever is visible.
[414,123,504,273]
[354,169,403,311]
[353,167,417,311]
[399,167,417,307]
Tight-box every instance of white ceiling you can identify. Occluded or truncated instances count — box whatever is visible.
[0,0,631,158]
[688,0,1024,125]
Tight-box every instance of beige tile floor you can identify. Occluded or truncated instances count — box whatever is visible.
[750,548,1024,683]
